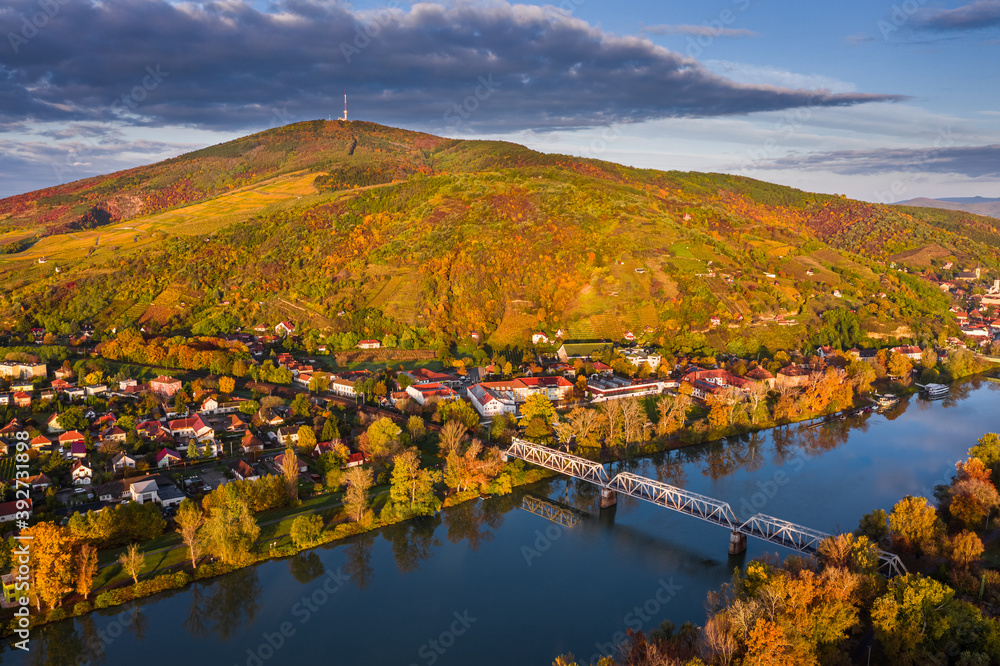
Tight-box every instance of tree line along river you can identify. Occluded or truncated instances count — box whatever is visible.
[8,378,1000,666]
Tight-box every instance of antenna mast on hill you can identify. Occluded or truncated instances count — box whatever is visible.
[341,90,348,121]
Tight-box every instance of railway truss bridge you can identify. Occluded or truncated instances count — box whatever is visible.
[506,438,907,578]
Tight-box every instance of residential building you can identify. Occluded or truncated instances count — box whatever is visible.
[277,426,300,446]
[228,459,259,481]
[150,376,183,398]
[156,448,183,468]
[71,460,93,485]
[111,451,138,472]
[405,383,460,406]
[168,414,214,441]
[274,451,308,473]
[328,379,358,398]
[587,376,676,403]
[357,339,381,349]
[0,499,31,523]
[12,392,31,409]
[0,361,46,380]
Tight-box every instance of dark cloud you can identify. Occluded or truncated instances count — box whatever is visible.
[0,0,905,133]
[914,1,1000,30]
[748,144,1000,178]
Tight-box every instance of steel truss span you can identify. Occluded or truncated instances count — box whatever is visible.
[506,439,908,577]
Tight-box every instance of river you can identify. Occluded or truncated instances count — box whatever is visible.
[8,378,1000,666]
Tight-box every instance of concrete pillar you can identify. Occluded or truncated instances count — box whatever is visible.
[600,487,617,509]
[729,531,747,555]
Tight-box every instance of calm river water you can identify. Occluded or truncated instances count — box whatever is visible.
[8,378,1000,666]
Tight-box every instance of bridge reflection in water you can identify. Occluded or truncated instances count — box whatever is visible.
[505,438,907,578]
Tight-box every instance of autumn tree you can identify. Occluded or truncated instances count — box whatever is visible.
[118,543,144,585]
[521,394,556,424]
[75,545,98,600]
[343,467,374,523]
[281,445,300,503]
[444,439,504,493]
[655,394,690,437]
[296,425,317,454]
[888,495,944,555]
[21,522,76,610]
[947,529,984,570]
[219,376,236,394]
[437,420,467,456]
[407,415,426,441]
[364,417,401,458]
[176,499,206,570]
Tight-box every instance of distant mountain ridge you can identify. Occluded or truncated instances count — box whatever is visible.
[895,196,1000,219]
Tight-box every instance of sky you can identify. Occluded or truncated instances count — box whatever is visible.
[0,0,998,201]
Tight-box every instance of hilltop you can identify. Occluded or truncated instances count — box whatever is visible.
[1,120,998,354]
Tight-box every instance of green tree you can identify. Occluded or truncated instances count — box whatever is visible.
[386,449,442,520]
[239,400,260,416]
[202,483,261,566]
[856,508,889,544]
[290,514,324,548]
[437,399,479,429]
[290,393,312,418]
[320,416,340,442]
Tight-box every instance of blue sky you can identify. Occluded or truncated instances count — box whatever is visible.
[1,0,998,201]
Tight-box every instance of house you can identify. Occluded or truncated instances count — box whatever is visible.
[53,367,73,380]
[199,396,244,415]
[214,413,249,433]
[532,332,550,345]
[24,473,51,492]
[274,451,308,473]
[401,368,461,387]
[256,407,285,426]
[119,378,138,391]
[343,452,367,469]
[70,442,87,459]
[136,420,169,441]
[94,480,126,502]
[149,376,183,398]
[0,418,26,442]
[891,345,924,362]
[29,435,52,450]
[228,459,259,481]
[357,339,381,350]
[168,414,214,441]
[240,432,265,453]
[129,478,159,504]
[84,384,107,397]
[775,365,814,390]
[277,426,300,446]
[101,425,127,443]
[12,392,31,409]
[622,350,662,371]
[58,430,86,446]
[0,394,8,406]
[111,451,138,472]
[328,379,358,398]
[71,460,93,485]
[65,387,85,401]
[275,321,296,336]
[156,448,183,468]
[405,383,460,406]
[38,389,55,403]
[0,499,31,523]
[623,331,637,342]
[745,367,776,388]
[312,440,346,458]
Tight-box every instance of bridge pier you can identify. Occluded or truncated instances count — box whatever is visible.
[728,531,747,555]
[600,487,618,509]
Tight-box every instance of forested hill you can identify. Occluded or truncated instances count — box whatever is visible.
[0,120,997,353]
